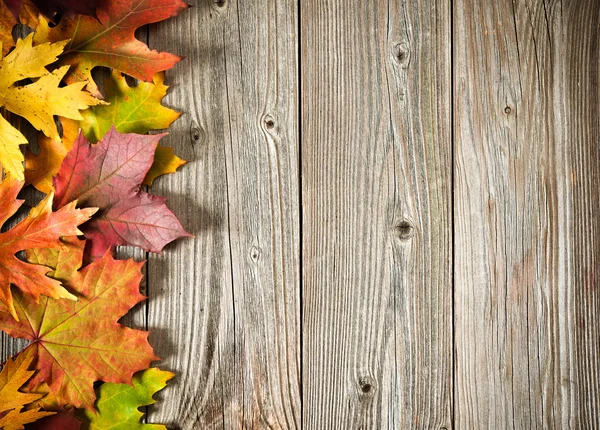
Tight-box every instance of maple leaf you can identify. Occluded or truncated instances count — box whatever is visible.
[26,73,185,192]
[0,34,104,179]
[0,237,158,410]
[0,348,54,430]
[33,0,189,96]
[80,368,173,429]
[0,174,96,320]
[25,117,78,194]
[2,0,98,21]
[80,71,185,186]
[53,127,191,260]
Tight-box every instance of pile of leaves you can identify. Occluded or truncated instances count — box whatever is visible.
[0,0,190,428]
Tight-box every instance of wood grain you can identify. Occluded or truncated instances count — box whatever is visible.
[454,0,600,427]
[146,0,301,428]
[301,1,452,428]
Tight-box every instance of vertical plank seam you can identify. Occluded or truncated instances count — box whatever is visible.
[450,0,456,428]
[297,0,303,426]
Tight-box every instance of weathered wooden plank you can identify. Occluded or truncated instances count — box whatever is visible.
[301,1,452,428]
[454,0,600,427]
[146,0,300,428]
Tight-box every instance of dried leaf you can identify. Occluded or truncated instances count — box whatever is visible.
[0,237,158,410]
[80,71,185,185]
[53,128,191,260]
[33,0,189,96]
[0,174,96,319]
[0,34,104,179]
[0,349,54,430]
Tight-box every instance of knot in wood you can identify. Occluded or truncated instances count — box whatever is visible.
[250,245,261,263]
[190,122,206,146]
[263,114,276,130]
[392,41,410,66]
[504,105,512,114]
[358,375,376,398]
[394,220,414,240]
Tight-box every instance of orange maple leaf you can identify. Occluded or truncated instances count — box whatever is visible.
[0,237,158,410]
[0,175,96,319]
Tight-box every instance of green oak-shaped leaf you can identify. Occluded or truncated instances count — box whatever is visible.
[82,368,174,430]
[79,71,185,186]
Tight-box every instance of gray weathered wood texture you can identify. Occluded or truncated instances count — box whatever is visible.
[2,0,600,428]
[146,0,301,428]
[301,0,452,429]
[454,0,600,428]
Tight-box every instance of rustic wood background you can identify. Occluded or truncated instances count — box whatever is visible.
[3,0,600,428]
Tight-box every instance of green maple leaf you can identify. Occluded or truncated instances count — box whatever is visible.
[81,368,174,429]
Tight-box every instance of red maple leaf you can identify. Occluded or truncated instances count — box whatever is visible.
[33,0,189,95]
[0,237,158,410]
[53,128,191,260]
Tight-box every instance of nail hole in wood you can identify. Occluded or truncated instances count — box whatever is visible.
[504,106,512,114]
[214,0,226,7]
[395,221,414,240]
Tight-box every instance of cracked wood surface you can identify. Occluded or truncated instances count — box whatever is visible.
[2,0,600,428]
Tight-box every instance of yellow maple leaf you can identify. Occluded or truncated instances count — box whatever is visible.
[0,33,105,180]
[0,348,55,430]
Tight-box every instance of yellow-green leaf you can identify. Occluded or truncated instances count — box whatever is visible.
[81,368,174,429]
[81,71,181,142]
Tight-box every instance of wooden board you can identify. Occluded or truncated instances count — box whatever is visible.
[454,0,600,427]
[146,0,301,427]
[2,0,600,428]
[301,1,452,428]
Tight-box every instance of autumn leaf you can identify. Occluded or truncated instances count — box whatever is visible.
[2,0,98,21]
[80,368,173,429]
[0,237,158,410]
[53,127,191,260]
[0,0,39,56]
[33,0,189,96]
[145,145,186,186]
[0,33,104,179]
[25,117,78,194]
[26,73,185,192]
[0,174,96,319]
[81,72,181,142]
[80,71,185,185]
[0,348,54,430]
[23,411,81,430]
